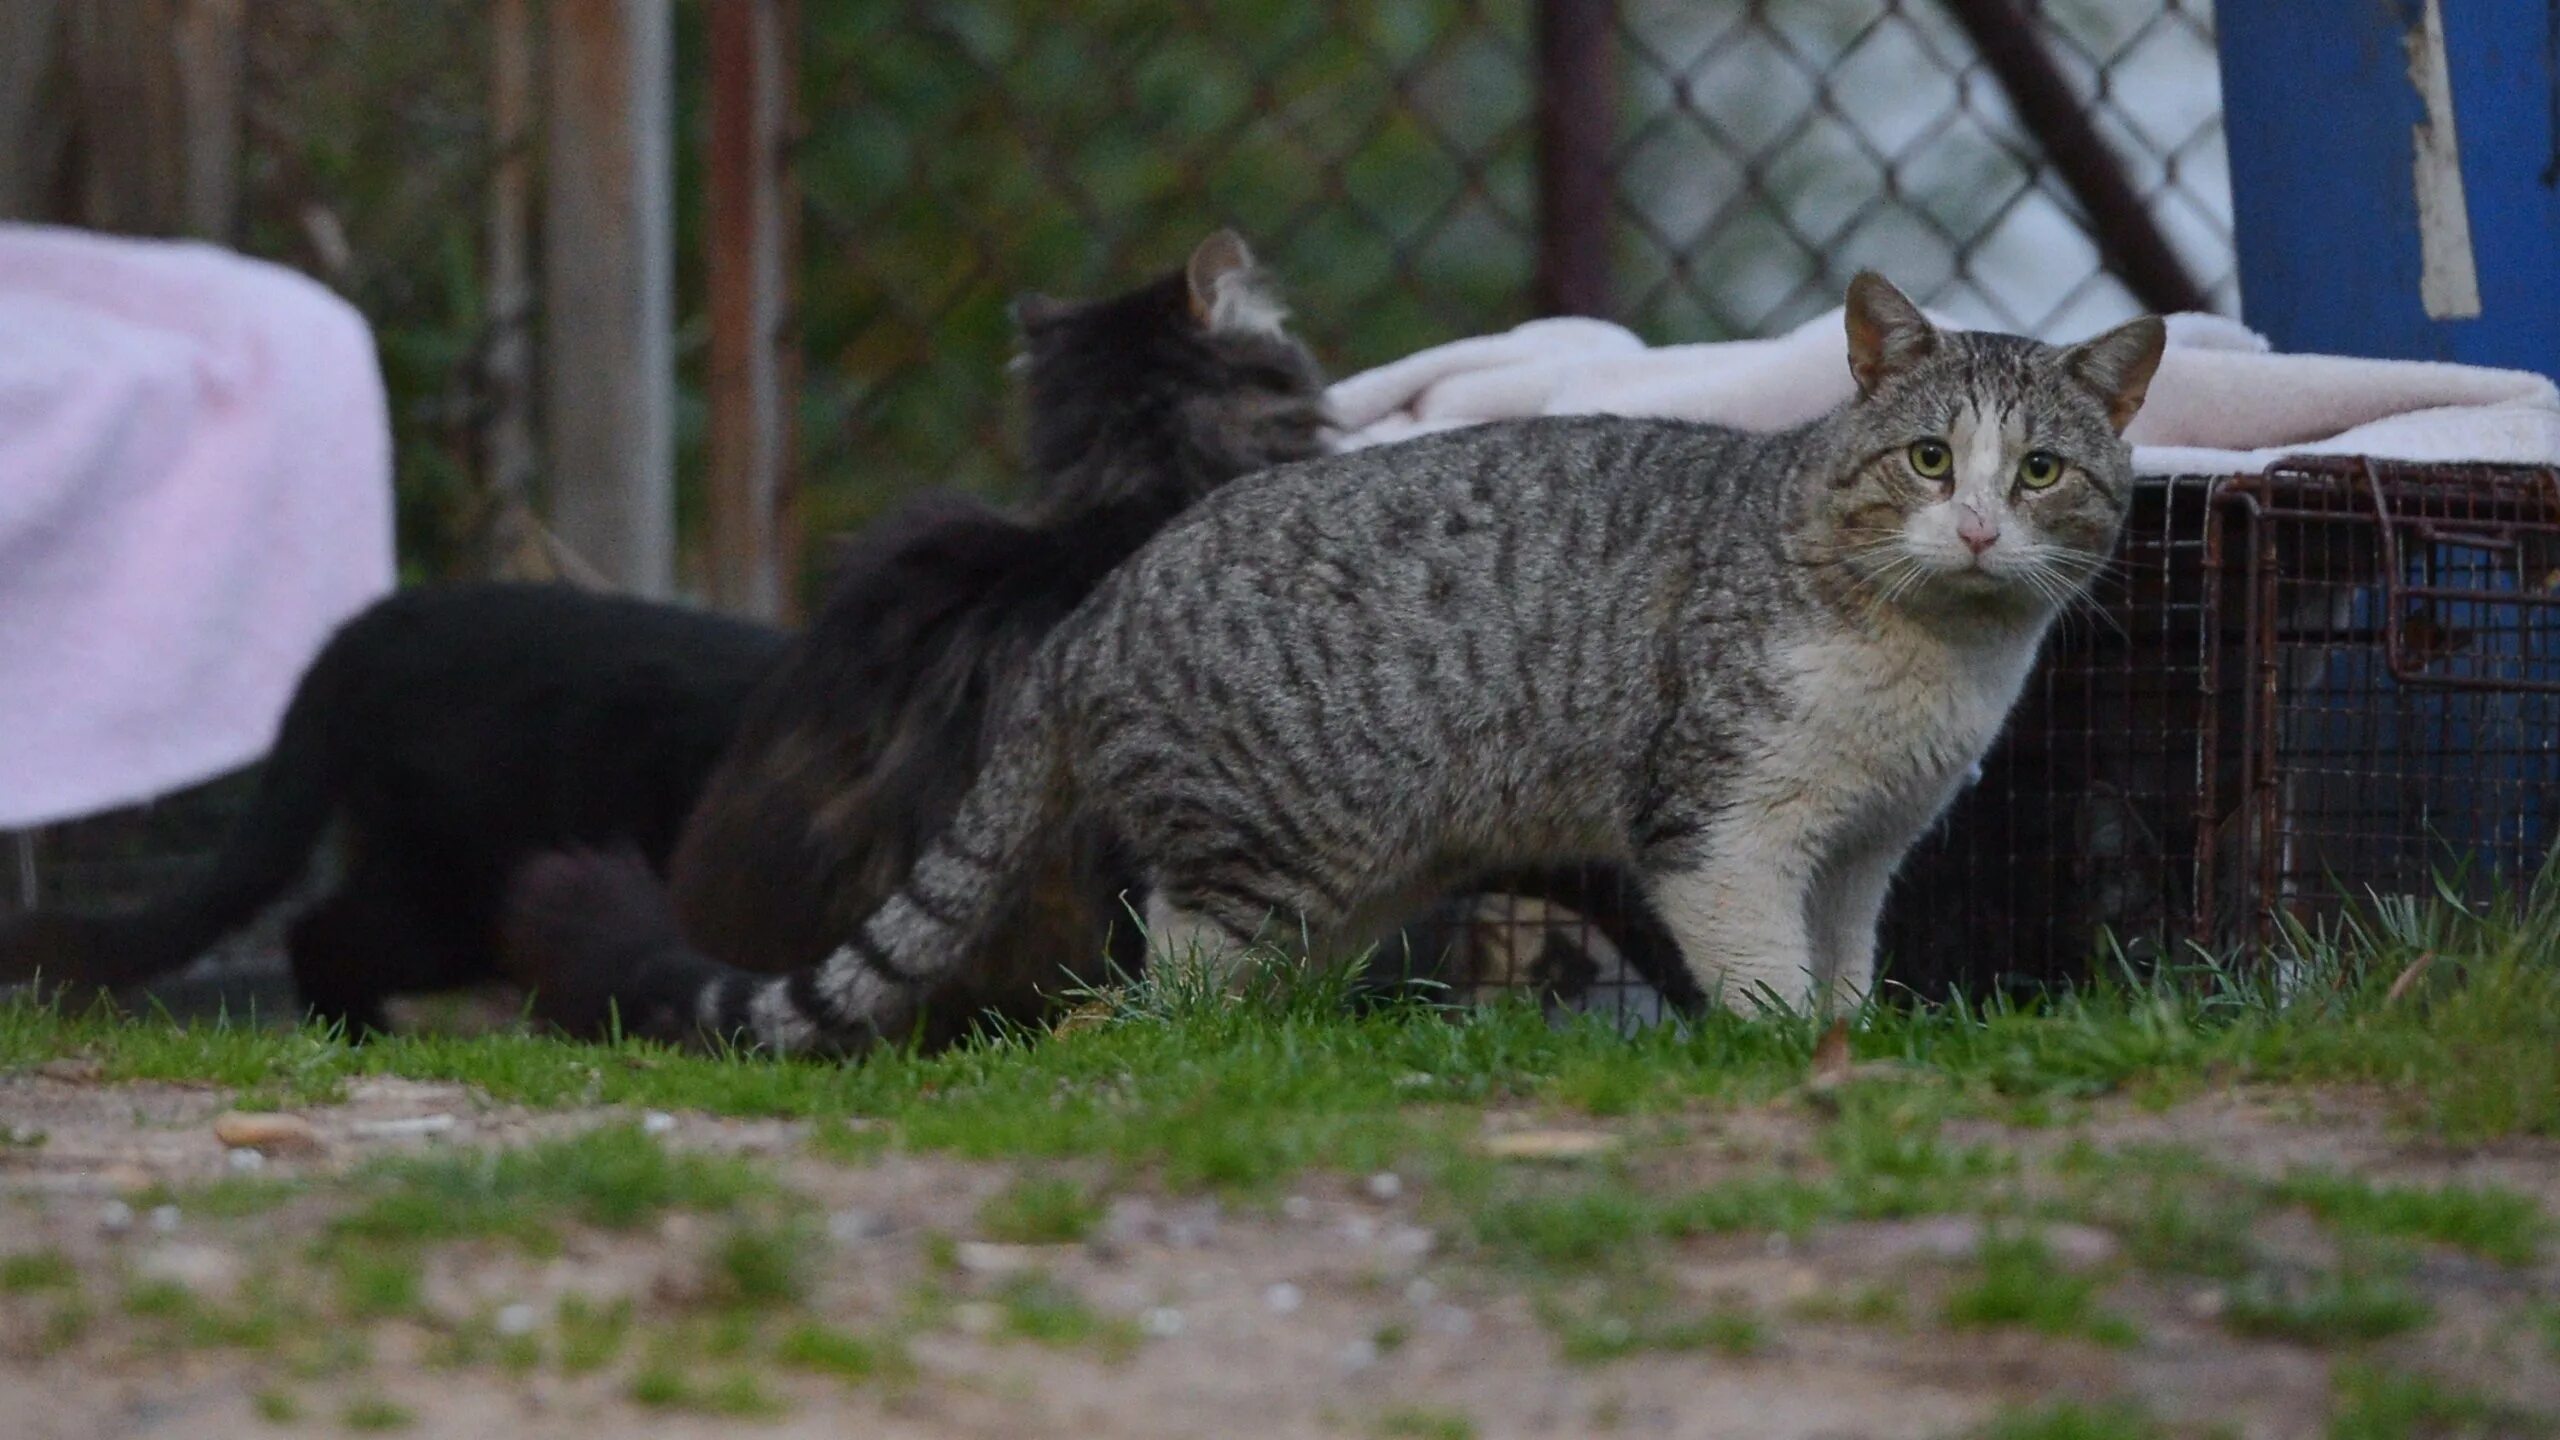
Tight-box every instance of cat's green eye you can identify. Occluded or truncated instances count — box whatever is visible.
[1907,439,1952,478]
[2016,450,2064,490]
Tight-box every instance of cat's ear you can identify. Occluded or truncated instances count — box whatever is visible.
[1186,229,1286,338]
[1009,292,1069,334]
[2061,314,2167,435]
[1843,271,1938,396]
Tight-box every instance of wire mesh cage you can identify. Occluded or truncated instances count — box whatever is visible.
[1423,459,2560,1019]
[1879,458,2560,1001]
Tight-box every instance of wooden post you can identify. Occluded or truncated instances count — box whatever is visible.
[544,0,676,596]
[705,0,800,619]
[484,0,540,520]
[170,0,244,240]
[0,1,68,221]
[52,0,242,239]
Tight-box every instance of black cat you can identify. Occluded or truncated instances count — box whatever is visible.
[503,230,1332,1043]
[0,583,788,1034]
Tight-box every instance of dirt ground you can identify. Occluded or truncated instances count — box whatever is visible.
[2,1063,2555,1440]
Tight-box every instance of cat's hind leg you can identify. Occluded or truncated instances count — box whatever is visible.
[1140,890,1260,983]
[288,863,472,1039]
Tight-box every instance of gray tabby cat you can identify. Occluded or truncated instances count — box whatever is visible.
[519,274,2164,1052]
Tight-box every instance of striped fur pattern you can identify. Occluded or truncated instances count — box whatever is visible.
[524,274,2164,1054]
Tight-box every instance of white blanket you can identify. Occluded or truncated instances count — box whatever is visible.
[1328,307,2560,475]
[0,225,395,829]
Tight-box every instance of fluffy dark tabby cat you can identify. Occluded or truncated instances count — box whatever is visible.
[504,231,1331,1042]
[0,584,788,1034]
[510,273,2165,1054]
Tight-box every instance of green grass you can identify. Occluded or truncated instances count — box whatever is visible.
[711,1218,818,1309]
[2270,1170,2545,1266]
[2328,1364,2551,1440]
[1376,1408,1478,1440]
[2222,1264,2433,1345]
[977,1174,1104,1245]
[339,1395,414,1431]
[251,1386,300,1424]
[126,1176,301,1220]
[2057,1148,2262,1280]
[1944,1232,2139,1346]
[993,1272,1140,1356]
[0,1249,76,1293]
[777,1322,894,1384]
[555,1295,634,1375]
[629,1347,789,1417]
[331,1123,767,1250]
[6,877,2560,1203]
[330,1247,425,1319]
[1540,1279,1767,1364]
[121,1276,314,1353]
[1974,1401,2166,1440]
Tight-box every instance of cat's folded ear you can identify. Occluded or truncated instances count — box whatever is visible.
[1186,229,1287,338]
[2061,315,2167,435]
[1843,271,1940,396]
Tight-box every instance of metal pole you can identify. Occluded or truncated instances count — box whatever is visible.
[705,0,799,620]
[1533,0,1616,318]
[484,0,540,526]
[1937,0,2209,317]
[544,0,676,596]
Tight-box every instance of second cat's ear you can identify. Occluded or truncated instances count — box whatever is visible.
[1186,229,1287,338]
[1843,271,1939,396]
[2062,314,2167,435]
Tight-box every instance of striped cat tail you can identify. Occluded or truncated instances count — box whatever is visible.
[505,701,1071,1057]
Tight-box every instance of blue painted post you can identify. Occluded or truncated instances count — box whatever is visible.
[2214,1,2558,380]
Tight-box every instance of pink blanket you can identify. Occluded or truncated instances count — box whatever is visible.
[0,225,394,829]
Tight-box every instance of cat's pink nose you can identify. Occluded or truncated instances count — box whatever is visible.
[1957,509,2000,556]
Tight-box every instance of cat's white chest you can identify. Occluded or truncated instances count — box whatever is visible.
[1754,625,2039,845]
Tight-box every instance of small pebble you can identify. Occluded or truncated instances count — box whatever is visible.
[1264,1281,1304,1315]
[1365,1172,1404,1202]
[1141,1306,1186,1339]
[1381,1225,1435,1259]
[640,1111,677,1136]
[1334,1337,1380,1373]
[1394,1071,1434,1089]
[136,1242,239,1292]
[148,1204,181,1234]
[98,1200,134,1234]
[827,1209,892,1244]
[1280,1195,1315,1222]
[495,1303,539,1337]
[212,1111,322,1156]
[1424,1304,1475,1338]
[954,1241,1039,1276]
[1161,1200,1220,1248]
[226,1148,267,1174]
[348,1114,458,1140]
[1336,1215,1379,1244]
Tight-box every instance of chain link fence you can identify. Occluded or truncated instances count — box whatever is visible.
[795,0,2236,535]
[11,0,2239,933]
